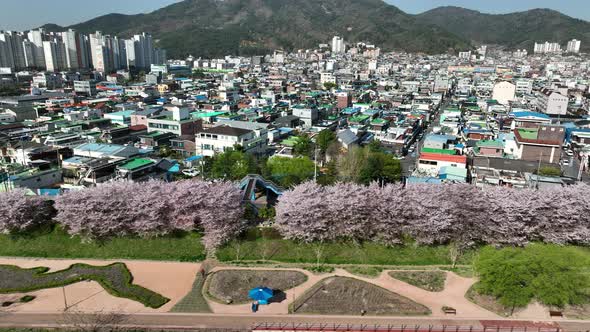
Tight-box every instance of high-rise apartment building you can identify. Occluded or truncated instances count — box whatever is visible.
[567,39,581,53]
[534,42,562,54]
[27,29,46,68]
[332,36,345,54]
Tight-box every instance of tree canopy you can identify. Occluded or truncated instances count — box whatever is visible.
[316,130,337,155]
[474,244,590,309]
[266,156,315,188]
[209,150,258,181]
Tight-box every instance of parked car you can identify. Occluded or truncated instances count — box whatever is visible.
[182,168,200,177]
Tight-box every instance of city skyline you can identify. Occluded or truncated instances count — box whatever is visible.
[0,0,588,31]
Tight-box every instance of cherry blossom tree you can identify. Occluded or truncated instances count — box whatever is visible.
[54,180,244,250]
[0,189,54,233]
[275,182,590,249]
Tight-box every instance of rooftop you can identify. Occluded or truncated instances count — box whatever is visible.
[118,158,154,171]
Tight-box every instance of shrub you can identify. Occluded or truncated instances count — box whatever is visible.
[474,244,590,309]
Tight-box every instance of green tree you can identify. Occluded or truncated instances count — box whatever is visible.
[210,150,257,181]
[337,146,401,185]
[266,157,315,187]
[337,146,368,183]
[474,244,590,311]
[293,135,314,157]
[358,151,402,185]
[367,139,384,153]
[317,161,338,186]
[316,130,337,155]
[323,82,337,90]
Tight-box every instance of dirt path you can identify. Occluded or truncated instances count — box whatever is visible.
[0,258,199,313]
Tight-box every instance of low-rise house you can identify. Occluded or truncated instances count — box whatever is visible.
[513,124,565,164]
[417,153,467,177]
[195,125,265,157]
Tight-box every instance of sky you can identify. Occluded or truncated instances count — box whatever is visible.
[0,0,182,31]
[386,0,590,20]
[0,0,588,31]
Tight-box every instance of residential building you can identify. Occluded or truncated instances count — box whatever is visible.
[536,88,568,115]
[146,107,203,136]
[195,126,265,157]
[566,39,581,53]
[492,81,516,105]
[513,124,565,164]
[332,36,345,54]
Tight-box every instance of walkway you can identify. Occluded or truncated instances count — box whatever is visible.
[205,266,498,318]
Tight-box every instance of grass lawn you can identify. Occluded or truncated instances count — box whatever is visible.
[291,276,430,316]
[344,266,384,278]
[441,266,474,278]
[389,271,446,292]
[207,270,307,304]
[0,227,206,262]
[217,238,475,266]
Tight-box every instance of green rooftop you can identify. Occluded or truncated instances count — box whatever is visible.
[518,128,539,140]
[348,115,370,123]
[476,140,504,148]
[421,147,457,155]
[371,118,388,125]
[281,137,301,147]
[119,158,154,171]
[191,111,227,118]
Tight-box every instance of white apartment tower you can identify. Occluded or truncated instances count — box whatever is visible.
[0,31,26,70]
[90,31,110,73]
[534,42,561,54]
[43,38,67,72]
[60,29,90,70]
[27,29,46,68]
[567,39,581,53]
[332,36,345,54]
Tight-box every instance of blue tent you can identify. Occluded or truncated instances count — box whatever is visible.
[248,287,273,305]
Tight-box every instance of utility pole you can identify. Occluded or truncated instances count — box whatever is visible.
[536,151,543,190]
[314,145,318,183]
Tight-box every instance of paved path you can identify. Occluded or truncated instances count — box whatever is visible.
[1,312,589,331]
[207,266,499,318]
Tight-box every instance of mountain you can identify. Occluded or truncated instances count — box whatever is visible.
[416,6,590,52]
[42,0,471,58]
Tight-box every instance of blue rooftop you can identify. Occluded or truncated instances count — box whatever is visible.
[106,110,135,117]
[510,111,550,119]
[185,155,204,162]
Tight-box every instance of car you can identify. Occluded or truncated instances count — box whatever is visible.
[565,150,574,156]
[561,159,570,166]
[182,168,200,177]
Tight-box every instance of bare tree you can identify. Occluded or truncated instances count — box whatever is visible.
[60,309,129,332]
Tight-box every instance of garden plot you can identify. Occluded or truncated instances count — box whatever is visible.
[207,269,307,304]
[389,271,447,292]
[291,276,430,316]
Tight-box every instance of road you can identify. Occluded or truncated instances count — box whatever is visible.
[401,98,449,177]
[1,312,590,332]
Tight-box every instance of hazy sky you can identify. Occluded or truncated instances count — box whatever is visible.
[386,0,590,20]
[0,0,588,31]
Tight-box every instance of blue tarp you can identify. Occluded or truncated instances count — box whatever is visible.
[249,287,273,305]
[185,155,204,162]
